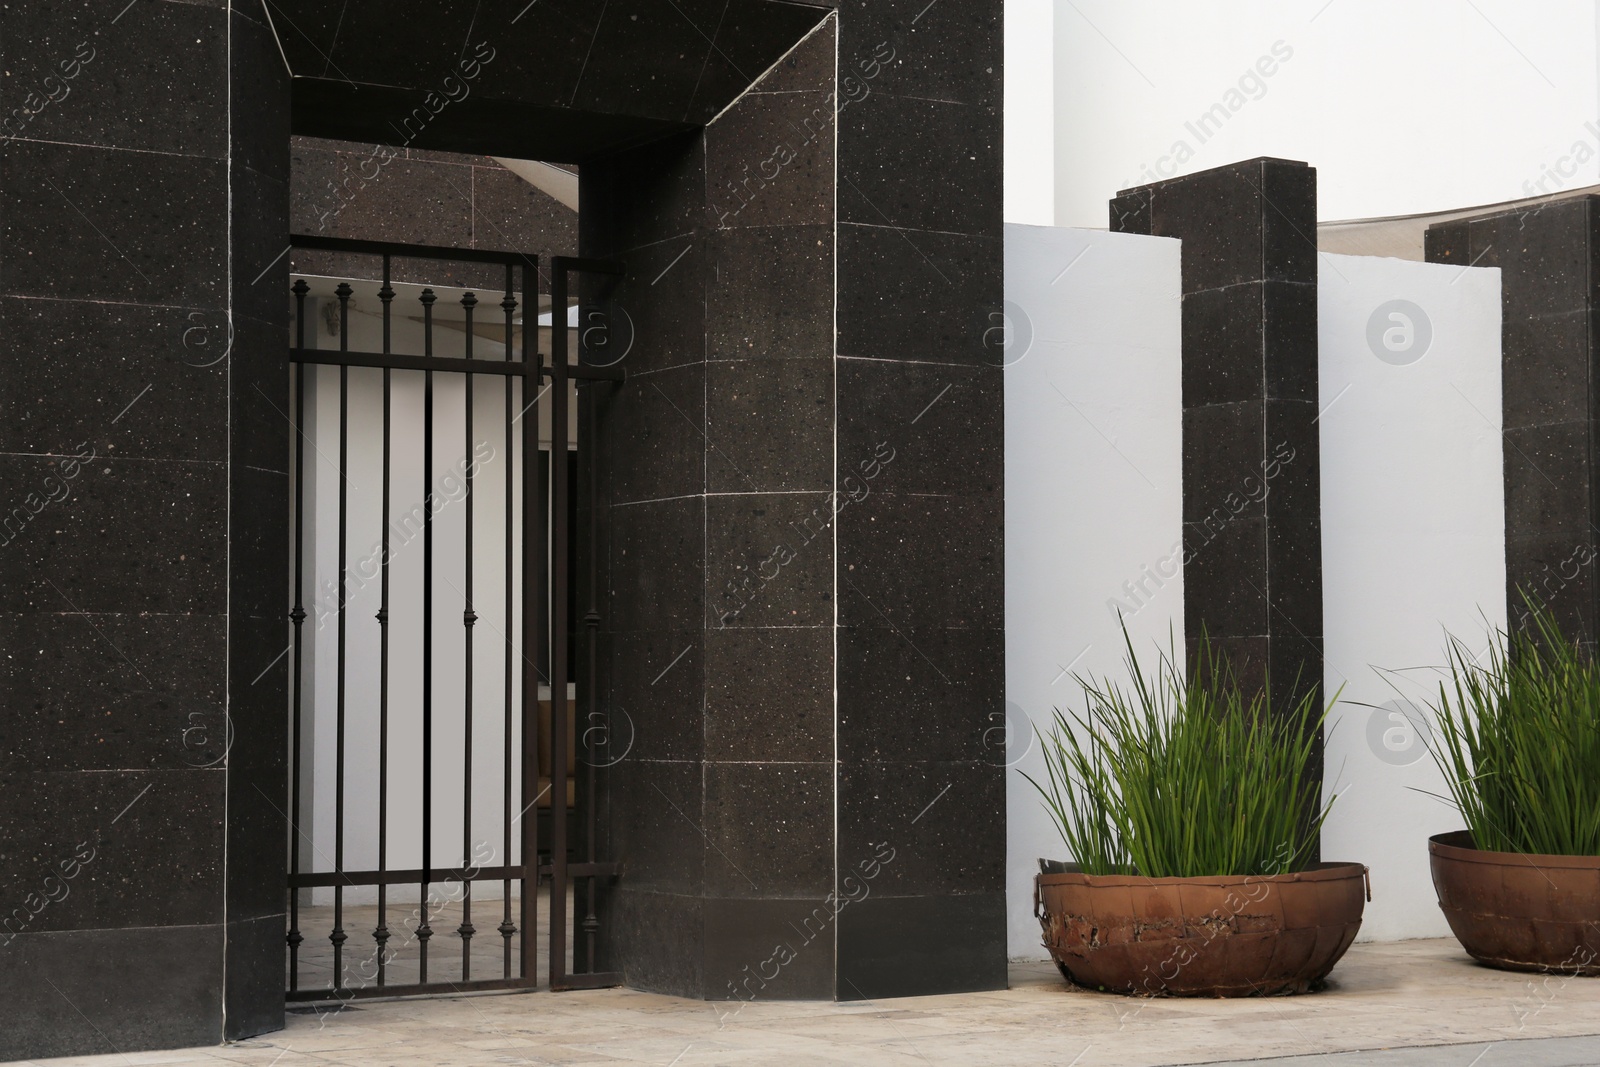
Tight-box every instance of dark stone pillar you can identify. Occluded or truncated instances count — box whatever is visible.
[584,20,841,1002]
[1425,199,1598,641]
[0,3,290,1058]
[830,0,1007,1000]
[223,6,294,1042]
[585,2,1007,1000]
[1110,158,1323,717]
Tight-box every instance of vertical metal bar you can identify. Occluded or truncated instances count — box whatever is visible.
[460,291,478,979]
[581,358,601,973]
[500,266,517,978]
[418,286,437,981]
[550,264,571,987]
[331,281,353,990]
[519,262,541,984]
[287,278,310,993]
[374,258,394,985]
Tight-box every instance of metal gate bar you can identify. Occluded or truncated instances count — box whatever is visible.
[285,236,539,1001]
[544,256,623,991]
[283,236,624,1002]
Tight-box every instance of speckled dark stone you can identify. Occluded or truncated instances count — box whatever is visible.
[0,6,289,1055]
[597,887,705,993]
[2,0,1004,1044]
[607,630,706,763]
[836,891,1007,998]
[472,162,579,254]
[702,762,834,896]
[837,625,1003,763]
[265,0,828,129]
[608,495,706,634]
[607,760,706,898]
[706,358,834,493]
[0,139,228,308]
[704,626,833,762]
[0,453,228,616]
[835,759,1004,897]
[1426,200,1600,640]
[0,297,228,463]
[0,610,226,773]
[0,924,224,1060]
[842,2,1001,106]
[704,88,835,229]
[705,492,836,630]
[605,362,707,505]
[839,94,1000,237]
[226,113,289,1044]
[604,233,708,373]
[835,357,1002,495]
[836,491,1002,630]
[702,894,835,999]
[224,914,288,1040]
[0,768,225,932]
[836,224,1001,364]
[0,1,228,158]
[1114,158,1323,720]
[707,225,833,361]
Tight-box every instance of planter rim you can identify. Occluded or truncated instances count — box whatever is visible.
[1429,829,1600,869]
[1036,860,1366,889]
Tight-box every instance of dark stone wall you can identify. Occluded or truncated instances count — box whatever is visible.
[583,21,842,1001]
[0,1,289,1057]
[287,137,577,284]
[1111,159,1324,719]
[585,2,1007,1001]
[1426,199,1600,641]
[828,0,1007,1000]
[0,1,1005,1053]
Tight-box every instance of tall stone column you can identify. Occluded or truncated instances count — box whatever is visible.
[1426,199,1600,641]
[0,3,290,1058]
[584,2,1007,999]
[1111,158,1323,718]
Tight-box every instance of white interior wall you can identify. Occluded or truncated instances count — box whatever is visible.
[1004,223,1185,958]
[1318,253,1505,940]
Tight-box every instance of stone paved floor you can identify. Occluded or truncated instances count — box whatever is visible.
[13,939,1600,1067]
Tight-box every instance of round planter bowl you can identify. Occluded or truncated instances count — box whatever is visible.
[1035,862,1367,997]
[1429,830,1600,975]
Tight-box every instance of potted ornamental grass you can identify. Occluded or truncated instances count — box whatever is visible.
[1028,628,1368,997]
[1424,600,1600,976]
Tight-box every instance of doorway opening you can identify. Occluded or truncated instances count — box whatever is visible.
[281,233,625,1000]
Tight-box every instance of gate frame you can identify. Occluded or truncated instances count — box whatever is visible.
[282,236,623,1001]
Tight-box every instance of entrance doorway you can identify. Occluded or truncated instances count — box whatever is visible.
[282,236,623,999]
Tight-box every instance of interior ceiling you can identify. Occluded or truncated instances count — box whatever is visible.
[264,0,829,162]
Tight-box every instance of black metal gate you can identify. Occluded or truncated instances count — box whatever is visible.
[283,236,622,1000]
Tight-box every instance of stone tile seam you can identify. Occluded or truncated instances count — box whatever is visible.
[702,10,838,128]
[1181,279,1317,297]
[838,219,998,241]
[0,134,230,163]
[0,293,219,312]
[835,354,992,369]
[0,450,227,466]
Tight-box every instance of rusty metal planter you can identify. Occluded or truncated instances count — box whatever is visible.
[1429,830,1600,975]
[1035,861,1368,996]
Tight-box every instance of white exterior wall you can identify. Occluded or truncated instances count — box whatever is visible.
[1004,224,1185,958]
[1318,253,1505,940]
[1003,234,1507,953]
